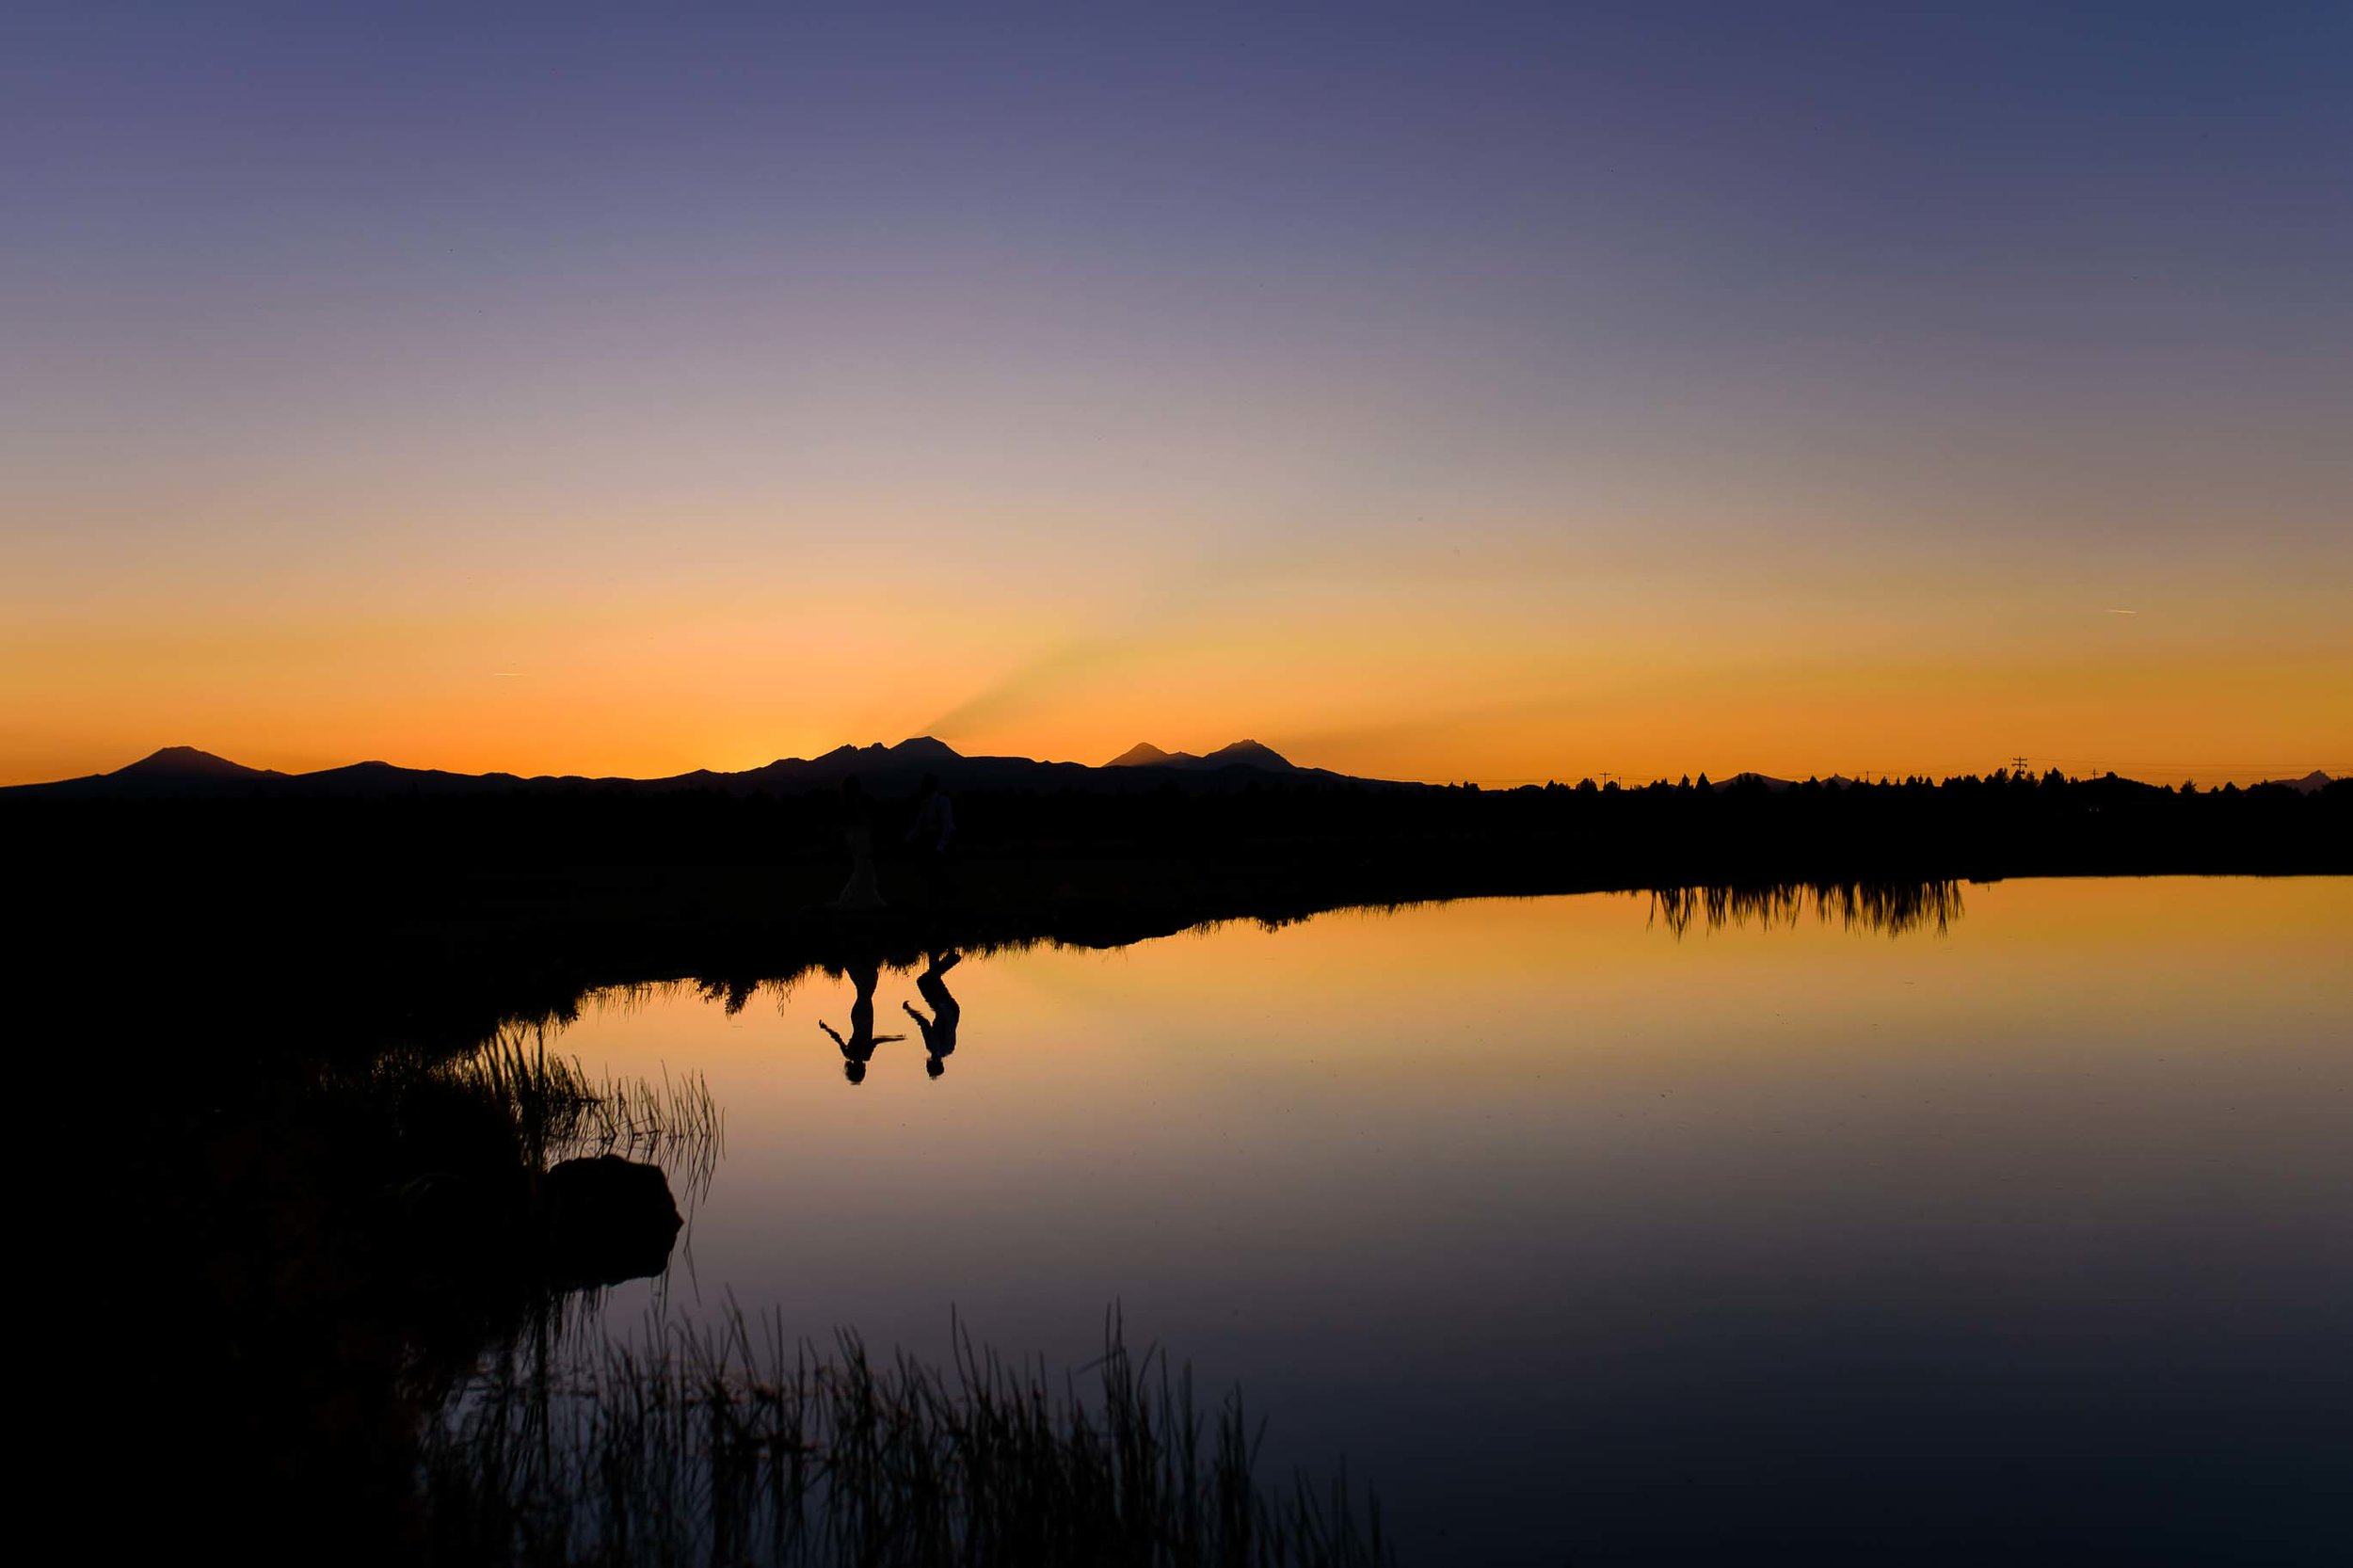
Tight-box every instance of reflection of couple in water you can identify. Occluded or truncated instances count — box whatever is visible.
[833,774,955,911]
[817,951,961,1084]
[904,951,961,1079]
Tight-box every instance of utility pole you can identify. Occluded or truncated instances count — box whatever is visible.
[2010,754,2030,776]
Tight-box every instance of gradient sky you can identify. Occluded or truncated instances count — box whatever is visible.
[5,1,2347,785]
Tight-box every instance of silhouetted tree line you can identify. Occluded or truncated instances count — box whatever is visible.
[16,766,2344,895]
[14,768,2342,1047]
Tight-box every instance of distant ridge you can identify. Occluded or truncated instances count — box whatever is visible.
[1107,739,1300,773]
[1200,739,1295,772]
[14,746,2337,803]
[1106,742,1189,768]
[118,744,280,780]
[20,744,291,798]
[1711,772,1861,792]
[2259,770,2338,795]
[4,735,1413,801]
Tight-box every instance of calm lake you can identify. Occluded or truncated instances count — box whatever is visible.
[530,876,2350,1564]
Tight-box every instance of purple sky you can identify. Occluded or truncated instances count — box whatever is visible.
[4,2,2347,783]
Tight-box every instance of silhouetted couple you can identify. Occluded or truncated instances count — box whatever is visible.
[817,951,961,1084]
[831,774,954,910]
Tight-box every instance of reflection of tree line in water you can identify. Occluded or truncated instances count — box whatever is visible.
[1645,878,1965,938]
[520,881,1967,1082]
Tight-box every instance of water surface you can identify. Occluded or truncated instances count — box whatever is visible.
[544,877,2351,1563]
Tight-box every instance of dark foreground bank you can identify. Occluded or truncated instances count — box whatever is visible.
[24,775,2345,1564]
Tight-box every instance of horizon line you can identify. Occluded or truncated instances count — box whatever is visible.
[6,738,2344,794]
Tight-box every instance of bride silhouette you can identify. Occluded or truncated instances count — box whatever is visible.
[817,958,903,1084]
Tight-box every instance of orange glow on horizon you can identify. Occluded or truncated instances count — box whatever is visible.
[6,478,2346,791]
[5,585,2345,789]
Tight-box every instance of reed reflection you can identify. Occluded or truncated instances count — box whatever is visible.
[1645,879,1964,938]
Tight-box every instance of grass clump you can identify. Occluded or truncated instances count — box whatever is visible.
[424,1306,1391,1568]
[372,1028,724,1207]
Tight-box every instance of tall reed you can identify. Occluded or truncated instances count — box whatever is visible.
[424,1305,1391,1568]
[1646,878,1963,938]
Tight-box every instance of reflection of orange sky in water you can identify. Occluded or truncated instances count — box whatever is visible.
[568,877,2352,1113]
[545,876,2353,1362]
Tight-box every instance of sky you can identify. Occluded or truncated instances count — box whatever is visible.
[4,1,2347,786]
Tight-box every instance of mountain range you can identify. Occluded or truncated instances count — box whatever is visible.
[1105,739,1297,772]
[1708,769,2341,794]
[2,738,1414,801]
[1709,772,1862,792]
[7,745,2337,802]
